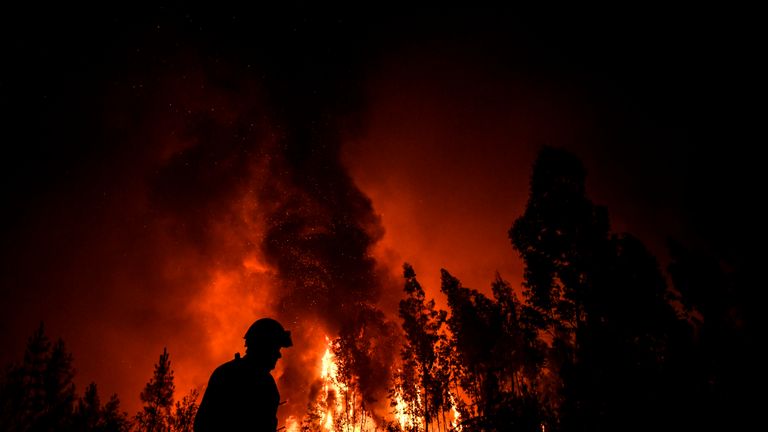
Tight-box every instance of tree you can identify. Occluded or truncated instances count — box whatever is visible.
[74,383,102,431]
[0,323,77,431]
[666,241,759,431]
[169,389,199,432]
[134,348,199,432]
[440,270,499,419]
[490,275,549,431]
[40,338,77,430]
[397,264,451,432]
[510,147,683,431]
[441,271,545,432]
[101,394,131,432]
[136,348,175,432]
[0,323,50,431]
[73,382,130,432]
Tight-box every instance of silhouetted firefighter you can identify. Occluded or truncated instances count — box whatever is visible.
[193,318,293,432]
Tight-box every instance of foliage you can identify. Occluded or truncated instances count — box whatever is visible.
[135,348,199,432]
[135,348,175,432]
[0,324,131,432]
[395,264,452,432]
[0,328,196,432]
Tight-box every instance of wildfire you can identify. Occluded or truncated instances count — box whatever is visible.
[293,337,465,431]
[448,392,462,432]
[389,371,462,432]
[391,378,417,431]
[285,416,300,432]
[312,337,378,432]
[320,344,341,430]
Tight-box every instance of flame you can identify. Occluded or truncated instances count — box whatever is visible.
[388,373,463,432]
[309,337,378,432]
[285,416,300,432]
[320,343,340,430]
[448,391,462,432]
[391,376,417,431]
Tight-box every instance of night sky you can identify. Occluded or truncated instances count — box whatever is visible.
[1,5,761,419]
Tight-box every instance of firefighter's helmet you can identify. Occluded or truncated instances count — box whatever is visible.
[244,318,293,348]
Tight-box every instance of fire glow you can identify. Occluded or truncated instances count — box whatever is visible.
[314,337,378,431]
[0,38,574,426]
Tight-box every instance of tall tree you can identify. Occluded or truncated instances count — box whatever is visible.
[0,323,51,431]
[0,323,78,431]
[509,147,611,339]
[667,241,758,431]
[510,147,682,431]
[398,264,450,432]
[39,338,77,430]
[136,348,175,432]
[490,275,548,431]
[1,325,131,432]
[441,271,544,432]
[440,270,499,418]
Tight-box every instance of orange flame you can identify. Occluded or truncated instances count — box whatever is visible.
[448,391,462,432]
[309,337,378,432]
[391,376,417,431]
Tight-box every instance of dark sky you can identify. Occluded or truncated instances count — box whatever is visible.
[1,4,762,418]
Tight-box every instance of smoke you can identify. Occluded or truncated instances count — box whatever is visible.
[258,121,386,330]
[138,22,400,417]
[2,7,710,425]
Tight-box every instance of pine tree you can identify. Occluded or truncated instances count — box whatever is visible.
[73,383,131,432]
[135,348,199,432]
[73,383,101,431]
[0,323,79,431]
[101,394,130,432]
[22,323,51,430]
[0,324,48,431]
[1,325,132,432]
[40,338,76,430]
[169,389,199,432]
[136,348,175,432]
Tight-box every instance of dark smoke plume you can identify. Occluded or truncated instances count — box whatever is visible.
[146,11,400,418]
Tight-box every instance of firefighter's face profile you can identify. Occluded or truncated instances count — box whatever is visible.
[246,339,283,370]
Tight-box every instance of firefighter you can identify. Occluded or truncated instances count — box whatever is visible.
[194,318,293,432]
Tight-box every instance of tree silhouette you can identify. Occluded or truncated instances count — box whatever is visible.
[0,323,77,431]
[72,382,130,432]
[510,146,683,431]
[440,270,498,419]
[73,383,101,431]
[1,327,200,432]
[101,394,130,432]
[441,271,544,431]
[489,275,548,431]
[39,338,77,430]
[666,240,758,430]
[0,323,48,431]
[397,264,451,432]
[136,348,175,432]
[169,389,198,432]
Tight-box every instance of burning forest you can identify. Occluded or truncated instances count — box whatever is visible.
[1,142,758,431]
[0,6,760,432]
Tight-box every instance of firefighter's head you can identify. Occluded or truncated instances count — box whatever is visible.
[243,318,293,370]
